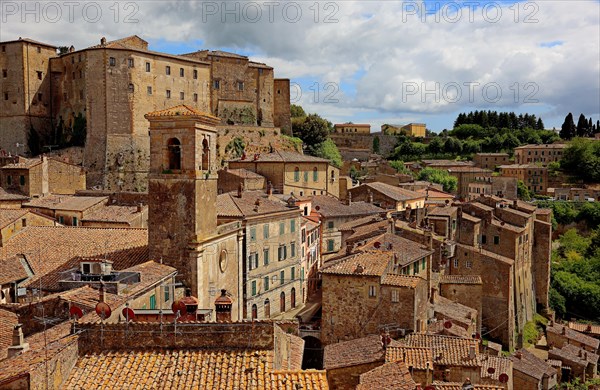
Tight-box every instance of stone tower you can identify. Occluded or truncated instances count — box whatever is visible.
[146,105,221,290]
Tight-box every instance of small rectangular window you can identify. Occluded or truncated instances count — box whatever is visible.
[147,86,152,95]
[291,267,295,280]
[109,57,116,66]
[250,226,256,241]
[481,235,487,244]
[193,69,198,79]
[237,81,244,91]
[327,221,334,229]
[280,270,285,285]
[4,93,8,101]
[166,90,171,98]
[327,239,334,252]
[213,80,220,89]
[164,288,170,302]
[2,69,7,78]
[391,290,399,303]
[413,262,419,274]
[145,62,150,72]
[19,175,25,186]
[73,217,78,226]
[264,276,269,291]
[494,236,500,245]
[193,93,198,102]
[251,281,257,296]
[180,92,184,100]
[466,260,473,269]
[290,219,296,233]
[128,58,134,68]
[454,258,459,268]
[263,248,269,266]
[36,71,42,80]
[58,216,64,224]
[128,83,134,93]
[36,47,41,53]
[166,66,171,75]
[180,68,184,77]
[368,286,376,297]
[291,242,296,257]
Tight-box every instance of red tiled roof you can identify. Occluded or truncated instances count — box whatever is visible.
[354,182,425,202]
[0,308,18,361]
[320,251,392,277]
[144,104,218,120]
[0,226,148,289]
[381,274,423,288]
[0,209,29,229]
[0,255,31,284]
[547,323,600,350]
[230,150,331,163]
[312,196,384,218]
[432,381,504,390]
[440,275,483,285]
[568,321,600,336]
[356,361,417,390]
[0,188,28,201]
[480,355,512,381]
[324,334,401,370]
[81,205,144,223]
[403,333,480,367]
[24,195,107,212]
[386,345,433,369]
[217,190,298,218]
[359,233,434,266]
[510,349,555,380]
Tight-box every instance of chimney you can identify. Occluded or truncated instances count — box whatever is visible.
[346,191,352,206]
[468,345,476,359]
[266,181,273,196]
[237,182,244,198]
[462,378,474,390]
[562,326,566,335]
[367,189,373,203]
[515,351,522,359]
[389,216,395,235]
[98,281,106,303]
[100,37,107,45]
[137,203,143,213]
[7,324,29,358]
[214,289,233,322]
[346,242,353,255]
[424,229,433,250]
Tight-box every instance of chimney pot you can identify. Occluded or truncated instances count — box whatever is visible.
[214,289,233,322]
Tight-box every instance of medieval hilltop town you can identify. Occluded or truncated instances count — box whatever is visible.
[0,34,599,390]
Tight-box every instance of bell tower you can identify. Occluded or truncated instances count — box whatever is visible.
[146,105,221,290]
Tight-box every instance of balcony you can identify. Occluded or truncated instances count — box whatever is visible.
[58,269,140,294]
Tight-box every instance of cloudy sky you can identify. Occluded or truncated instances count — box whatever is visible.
[2,0,599,131]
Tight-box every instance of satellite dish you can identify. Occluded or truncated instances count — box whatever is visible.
[95,302,112,320]
[69,305,83,320]
[499,373,509,383]
[424,386,437,390]
[487,367,496,374]
[315,206,320,211]
[444,320,453,329]
[122,307,135,322]
[475,333,481,340]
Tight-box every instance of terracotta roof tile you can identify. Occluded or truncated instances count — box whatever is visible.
[337,215,384,231]
[514,143,567,150]
[0,209,29,229]
[324,334,401,370]
[546,323,600,350]
[354,182,425,202]
[427,206,458,217]
[404,333,480,367]
[24,195,107,212]
[356,361,417,390]
[230,150,331,163]
[385,345,433,369]
[346,220,389,242]
[81,205,144,223]
[440,275,483,285]
[144,104,218,120]
[510,349,555,380]
[0,255,32,284]
[549,344,599,366]
[480,355,512,381]
[266,370,328,390]
[447,167,492,173]
[0,308,18,361]
[568,321,600,336]
[320,251,392,277]
[434,296,477,327]
[432,381,504,390]
[0,226,148,289]
[222,168,265,179]
[381,274,423,288]
[0,158,42,169]
[312,196,384,218]
[217,190,297,218]
[359,233,434,266]
[0,188,28,201]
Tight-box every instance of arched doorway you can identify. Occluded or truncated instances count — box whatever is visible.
[264,299,270,318]
[167,138,181,170]
[251,304,257,320]
[291,288,296,308]
[280,291,286,313]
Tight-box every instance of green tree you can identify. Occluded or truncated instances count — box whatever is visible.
[290,104,306,118]
[560,113,576,140]
[417,167,458,193]
[561,138,600,182]
[389,160,412,175]
[576,113,590,137]
[372,136,381,154]
[517,180,532,201]
[292,114,331,147]
[307,138,342,168]
[225,137,246,158]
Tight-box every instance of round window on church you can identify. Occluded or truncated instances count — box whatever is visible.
[219,250,228,273]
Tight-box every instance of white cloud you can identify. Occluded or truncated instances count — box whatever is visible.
[1,0,598,129]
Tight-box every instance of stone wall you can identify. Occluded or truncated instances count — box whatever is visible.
[75,321,276,354]
[273,79,291,135]
[47,159,85,194]
[327,362,382,390]
[330,132,397,157]
[532,219,551,311]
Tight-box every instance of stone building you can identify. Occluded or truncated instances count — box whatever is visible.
[472,153,510,170]
[217,168,266,194]
[0,36,291,190]
[447,167,493,199]
[554,186,600,201]
[22,194,107,226]
[468,177,518,201]
[546,323,599,354]
[320,238,431,345]
[498,164,548,194]
[348,181,426,211]
[0,39,56,154]
[146,105,244,320]
[514,143,567,165]
[0,208,56,246]
[311,195,384,257]
[333,123,371,134]
[0,156,85,197]
[228,150,341,198]
[217,189,303,320]
[382,123,426,137]
[0,188,28,209]
[548,344,598,382]
[510,349,557,390]
[300,215,321,302]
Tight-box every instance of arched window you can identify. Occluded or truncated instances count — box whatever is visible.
[280,291,286,313]
[291,288,296,308]
[167,138,181,170]
[294,167,300,182]
[202,138,210,171]
[313,167,318,182]
[264,299,270,318]
[251,304,257,320]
